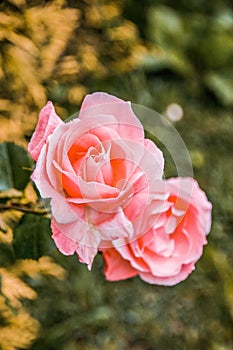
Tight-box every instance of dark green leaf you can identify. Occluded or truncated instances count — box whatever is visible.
[13,214,54,260]
[0,142,33,191]
[0,243,16,267]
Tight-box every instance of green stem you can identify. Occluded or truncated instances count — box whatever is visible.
[0,203,49,216]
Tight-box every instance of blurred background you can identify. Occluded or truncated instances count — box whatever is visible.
[0,0,232,349]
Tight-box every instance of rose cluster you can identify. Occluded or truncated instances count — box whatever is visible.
[28,93,212,286]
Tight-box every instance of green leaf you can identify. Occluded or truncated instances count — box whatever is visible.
[147,6,186,49]
[205,72,233,106]
[13,214,54,260]
[140,49,193,77]
[0,142,33,191]
[0,243,16,267]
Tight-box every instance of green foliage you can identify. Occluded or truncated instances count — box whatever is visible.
[144,4,233,106]
[0,142,32,191]
[13,214,53,260]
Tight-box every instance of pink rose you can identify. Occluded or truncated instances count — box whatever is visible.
[102,177,212,286]
[28,92,164,269]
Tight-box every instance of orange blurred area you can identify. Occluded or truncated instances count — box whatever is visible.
[0,0,148,148]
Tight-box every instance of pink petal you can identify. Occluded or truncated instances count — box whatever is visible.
[90,125,121,143]
[143,252,182,277]
[172,228,190,259]
[136,139,164,183]
[31,146,81,224]
[51,220,78,255]
[165,216,179,234]
[139,262,195,286]
[166,177,212,235]
[50,196,83,224]
[52,217,102,267]
[131,182,170,238]
[76,245,98,270]
[180,226,207,264]
[52,219,99,269]
[79,92,145,141]
[96,207,134,241]
[151,228,175,257]
[114,241,150,272]
[28,101,63,161]
[30,144,55,197]
[144,139,164,179]
[78,176,119,200]
[189,178,212,235]
[102,248,138,281]
[124,187,149,222]
[51,216,89,243]
[80,92,123,110]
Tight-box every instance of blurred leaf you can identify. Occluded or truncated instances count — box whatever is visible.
[0,142,32,191]
[193,30,233,70]
[208,247,233,319]
[13,256,66,280]
[189,149,205,169]
[205,72,233,106]
[0,267,37,308]
[25,6,80,78]
[8,0,26,8]
[13,214,53,260]
[0,243,16,267]
[0,188,23,199]
[215,9,233,31]
[0,266,39,349]
[140,49,193,77]
[147,6,187,49]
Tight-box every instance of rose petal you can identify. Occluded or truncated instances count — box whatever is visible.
[76,245,98,270]
[50,196,83,224]
[52,218,99,269]
[28,101,63,161]
[51,220,78,255]
[79,92,145,141]
[81,92,122,110]
[151,228,175,257]
[96,207,134,240]
[113,240,150,272]
[166,177,212,235]
[144,139,164,179]
[139,262,195,286]
[102,248,138,281]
